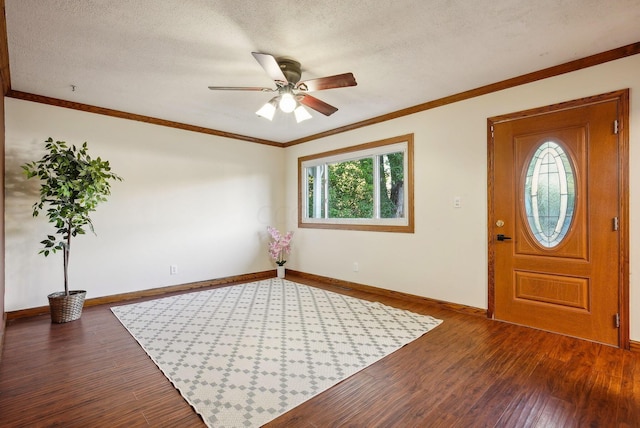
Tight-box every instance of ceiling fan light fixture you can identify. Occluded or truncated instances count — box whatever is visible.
[256,99,277,120]
[294,105,312,123]
[279,92,297,113]
[210,52,357,122]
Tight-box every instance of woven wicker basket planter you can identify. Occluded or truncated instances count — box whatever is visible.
[48,290,87,323]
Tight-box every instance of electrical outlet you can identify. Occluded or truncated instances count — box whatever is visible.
[353,262,359,272]
[170,265,178,275]
[454,196,462,208]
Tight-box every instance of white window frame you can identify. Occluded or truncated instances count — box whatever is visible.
[298,134,414,233]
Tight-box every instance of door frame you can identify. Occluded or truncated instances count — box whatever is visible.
[487,89,630,349]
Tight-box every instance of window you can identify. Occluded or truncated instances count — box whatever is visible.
[524,140,576,248]
[298,134,414,232]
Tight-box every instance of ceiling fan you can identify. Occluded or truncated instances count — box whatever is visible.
[208,52,357,123]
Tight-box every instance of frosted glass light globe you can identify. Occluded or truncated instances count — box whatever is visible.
[279,93,297,113]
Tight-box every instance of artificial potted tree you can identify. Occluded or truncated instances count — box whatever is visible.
[22,137,122,323]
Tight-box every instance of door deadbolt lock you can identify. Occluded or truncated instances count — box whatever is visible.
[496,220,505,227]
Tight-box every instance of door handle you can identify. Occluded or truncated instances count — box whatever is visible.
[497,234,512,241]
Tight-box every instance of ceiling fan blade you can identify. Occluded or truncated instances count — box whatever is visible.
[251,52,288,84]
[298,94,338,116]
[297,73,357,92]
[208,86,274,92]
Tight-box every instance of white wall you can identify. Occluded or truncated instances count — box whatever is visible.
[4,99,285,310]
[284,54,640,341]
[4,55,639,342]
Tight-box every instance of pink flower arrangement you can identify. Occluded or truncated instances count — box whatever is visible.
[267,226,294,266]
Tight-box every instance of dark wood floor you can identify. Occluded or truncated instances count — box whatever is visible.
[1,274,639,427]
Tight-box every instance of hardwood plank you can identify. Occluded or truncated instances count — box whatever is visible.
[617,351,640,427]
[1,273,639,427]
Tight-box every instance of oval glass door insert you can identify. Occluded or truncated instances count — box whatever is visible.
[524,141,575,248]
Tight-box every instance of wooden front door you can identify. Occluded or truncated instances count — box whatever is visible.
[488,90,629,347]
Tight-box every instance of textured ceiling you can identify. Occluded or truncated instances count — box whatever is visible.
[5,0,640,144]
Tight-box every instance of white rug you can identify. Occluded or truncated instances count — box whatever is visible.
[111,279,442,427]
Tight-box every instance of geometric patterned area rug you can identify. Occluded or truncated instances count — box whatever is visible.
[111,279,442,427]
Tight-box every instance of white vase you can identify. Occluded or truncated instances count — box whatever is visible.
[277,265,285,278]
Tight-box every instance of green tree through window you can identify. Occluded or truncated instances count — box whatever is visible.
[380,152,404,218]
[328,158,374,218]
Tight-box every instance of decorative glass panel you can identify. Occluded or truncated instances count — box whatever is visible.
[524,141,575,248]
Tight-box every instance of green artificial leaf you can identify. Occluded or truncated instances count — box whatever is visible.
[22,138,123,290]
